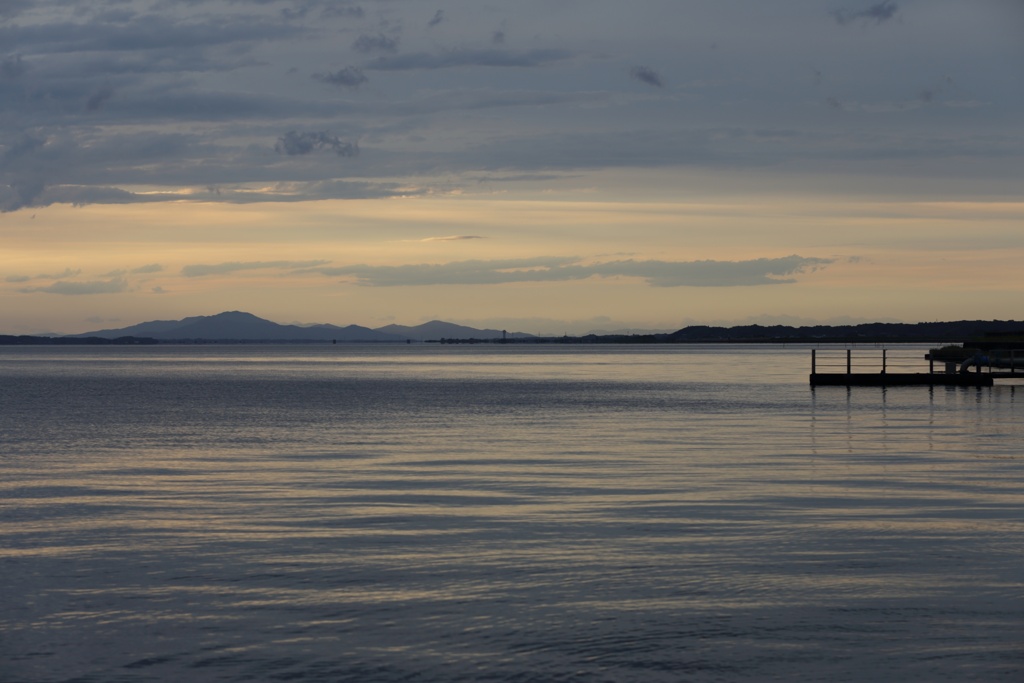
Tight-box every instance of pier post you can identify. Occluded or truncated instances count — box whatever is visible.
[811,349,816,374]
[882,349,887,374]
[846,349,851,375]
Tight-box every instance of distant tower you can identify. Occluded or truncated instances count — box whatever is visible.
[502,329,507,343]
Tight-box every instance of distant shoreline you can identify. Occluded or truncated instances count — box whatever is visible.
[3,318,1023,347]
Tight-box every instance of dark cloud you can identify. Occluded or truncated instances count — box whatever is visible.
[365,48,572,71]
[1,177,48,213]
[321,5,364,20]
[280,3,365,21]
[0,13,303,55]
[181,260,331,277]
[1,130,205,211]
[131,263,163,274]
[466,127,720,172]
[352,33,399,54]
[0,0,30,20]
[2,177,416,211]
[833,1,899,26]
[85,85,114,111]
[99,88,345,122]
[3,133,47,161]
[24,185,163,210]
[1,54,27,79]
[0,0,1011,213]
[630,65,663,88]
[93,8,137,24]
[275,131,359,157]
[428,10,444,28]
[312,66,368,89]
[307,255,832,287]
[916,76,953,105]
[19,278,128,295]
[279,6,309,21]
[419,235,485,242]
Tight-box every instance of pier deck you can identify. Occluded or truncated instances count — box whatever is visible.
[808,348,1017,387]
[810,372,993,387]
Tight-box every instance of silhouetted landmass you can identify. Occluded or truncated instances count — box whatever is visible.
[665,320,1024,344]
[5,315,1023,345]
[0,335,158,345]
[65,311,534,342]
[69,311,404,342]
[377,320,533,341]
[490,320,1024,345]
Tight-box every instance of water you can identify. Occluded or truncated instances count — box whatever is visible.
[1,344,1022,682]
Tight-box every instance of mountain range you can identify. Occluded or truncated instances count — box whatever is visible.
[68,311,534,342]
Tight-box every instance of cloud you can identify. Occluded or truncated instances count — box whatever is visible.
[822,78,955,113]
[1,54,27,79]
[321,5,365,20]
[0,0,1013,214]
[419,235,485,242]
[0,178,47,212]
[428,10,445,28]
[275,131,359,157]
[312,66,368,89]
[307,255,833,287]
[833,1,899,26]
[916,75,954,105]
[352,33,399,54]
[0,134,51,211]
[630,65,664,88]
[6,268,82,282]
[3,185,168,212]
[85,85,115,111]
[0,1,30,20]
[282,1,358,21]
[132,263,164,274]
[181,260,332,277]
[19,278,128,295]
[365,49,572,71]
[280,4,365,21]
[25,13,303,55]
[2,133,47,161]
[589,256,833,286]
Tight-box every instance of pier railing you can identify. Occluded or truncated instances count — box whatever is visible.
[810,348,937,375]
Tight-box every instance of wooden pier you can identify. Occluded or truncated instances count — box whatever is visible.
[807,348,1024,387]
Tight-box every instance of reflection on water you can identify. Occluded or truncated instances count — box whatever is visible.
[1,345,1022,682]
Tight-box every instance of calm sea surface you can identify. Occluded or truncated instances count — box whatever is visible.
[1,344,1022,682]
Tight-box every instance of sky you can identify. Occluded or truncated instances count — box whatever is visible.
[1,0,1022,335]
